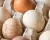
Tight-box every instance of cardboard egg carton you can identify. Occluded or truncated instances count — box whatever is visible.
[0,0,50,40]
[0,0,15,16]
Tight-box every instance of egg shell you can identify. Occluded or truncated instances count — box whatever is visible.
[2,18,22,39]
[23,10,45,32]
[14,0,36,13]
[39,30,50,40]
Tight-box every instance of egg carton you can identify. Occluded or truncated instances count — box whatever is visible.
[0,0,15,16]
[0,0,50,40]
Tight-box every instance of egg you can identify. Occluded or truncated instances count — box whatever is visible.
[12,36,24,40]
[2,18,22,39]
[23,10,45,32]
[39,30,50,40]
[14,0,36,13]
[0,7,11,23]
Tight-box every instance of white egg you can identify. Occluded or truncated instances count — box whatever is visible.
[23,10,45,32]
[39,30,50,40]
[0,7,11,23]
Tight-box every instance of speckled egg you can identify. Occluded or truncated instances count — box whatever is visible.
[2,18,22,39]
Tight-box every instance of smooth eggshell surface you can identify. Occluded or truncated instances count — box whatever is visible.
[14,0,36,13]
[23,10,45,32]
[39,30,50,40]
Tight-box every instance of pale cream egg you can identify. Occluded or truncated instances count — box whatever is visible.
[23,10,45,32]
[39,30,50,40]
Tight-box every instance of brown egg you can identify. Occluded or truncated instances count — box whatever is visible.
[14,0,36,13]
[2,18,22,39]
